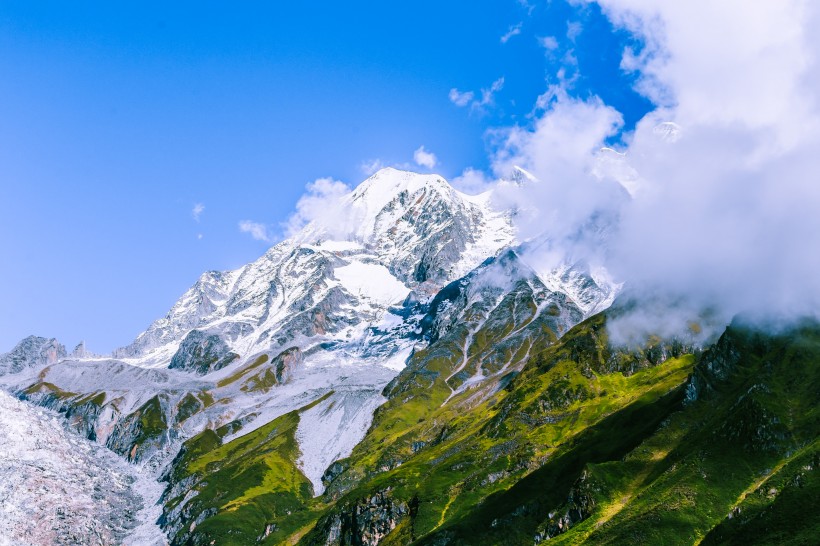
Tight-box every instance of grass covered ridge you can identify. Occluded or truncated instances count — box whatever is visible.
[162,391,334,545]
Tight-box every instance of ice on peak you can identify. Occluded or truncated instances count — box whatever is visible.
[593,147,641,196]
[350,167,456,209]
[510,165,538,185]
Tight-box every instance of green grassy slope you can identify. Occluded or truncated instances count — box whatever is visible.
[158,312,820,545]
[297,316,819,545]
[161,392,334,545]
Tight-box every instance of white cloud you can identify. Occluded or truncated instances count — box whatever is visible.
[191,203,204,222]
[490,87,624,248]
[360,158,386,175]
[501,22,523,44]
[284,177,352,238]
[197,233,203,240]
[448,77,505,111]
[517,0,535,16]
[413,146,438,169]
[449,88,475,107]
[238,220,273,243]
[451,168,495,195]
[490,0,820,342]
[538,36,559,51]
[566,21,583,41]
[479,77,505,107]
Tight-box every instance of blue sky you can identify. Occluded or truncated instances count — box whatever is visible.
[0,1,651,352]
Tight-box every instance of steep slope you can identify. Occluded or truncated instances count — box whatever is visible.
[114,167,516,367]
[1,167,624,544]
[289,315,819,545]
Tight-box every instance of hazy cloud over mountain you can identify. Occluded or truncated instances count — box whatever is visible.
[488,0,820,342]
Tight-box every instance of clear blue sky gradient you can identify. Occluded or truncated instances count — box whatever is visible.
[0,1,651,352]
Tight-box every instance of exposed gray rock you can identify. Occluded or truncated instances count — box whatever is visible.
[0,336,66,376]
[307,488,415,545]
[168,330,239,375]
[271,346,302,384]
[534,469,598,542]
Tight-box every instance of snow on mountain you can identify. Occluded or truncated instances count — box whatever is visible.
[0,166,622,519]
[0,336,66,376]
[114,167,516,368]
[0,389,165,545]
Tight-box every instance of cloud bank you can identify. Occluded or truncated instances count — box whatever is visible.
[492,0,820,343]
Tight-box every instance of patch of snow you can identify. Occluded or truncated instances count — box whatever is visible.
[334,262,409,306]
[295,389,387,496]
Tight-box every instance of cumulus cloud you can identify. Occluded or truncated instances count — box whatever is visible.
[494,0,820,343]
[451,168,495,195]
[238,220,273,243]
[489,87,625,270]
[596,0,820,340]
[284,177,352,238]
[191,203,205,222]
[501,22,523,44]
[413,146,438,169]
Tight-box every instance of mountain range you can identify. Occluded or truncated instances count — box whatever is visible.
[0,167,816,545]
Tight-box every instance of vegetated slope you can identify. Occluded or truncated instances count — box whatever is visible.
[156,248,594,544]
[294,315,820,545]
[300,310,697,545]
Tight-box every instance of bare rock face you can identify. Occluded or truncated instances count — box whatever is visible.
[307,488,415,546]
[534,470,599,542]
[0,335,66,376]
[168,330,239,375]
[271,346,303,384]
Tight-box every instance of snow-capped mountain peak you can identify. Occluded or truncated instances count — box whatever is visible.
[113,168,515,365]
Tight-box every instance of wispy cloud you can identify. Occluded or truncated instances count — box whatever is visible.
[448,88,475,107]
[449,77,505,112]
[238,220,273,243]
[566,21,583,41]
[500,22,523,44]
[360,159,386,175]
[451,167,495,195]
[517,0,535,16]
[413,146,438,169]
[284,177,352,238]
[191,203,205,222]
[538,35,559,51]
[480,77,505,106]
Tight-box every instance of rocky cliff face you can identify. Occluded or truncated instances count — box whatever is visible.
[168,329,239,375]
[308,489,415,546]
[0,336,66,376]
